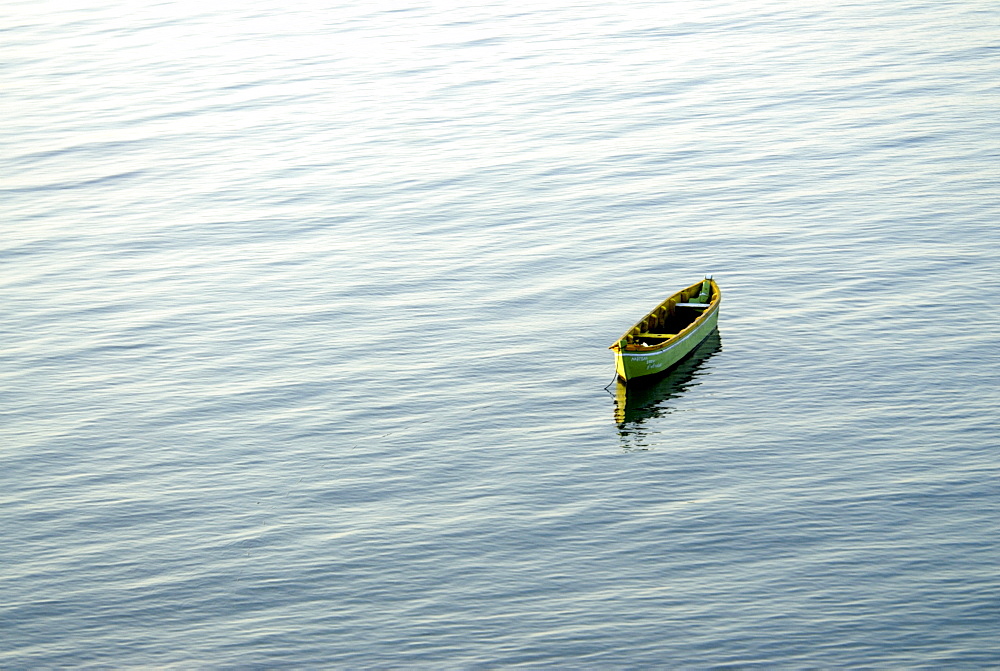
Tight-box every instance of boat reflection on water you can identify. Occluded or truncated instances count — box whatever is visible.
[613,329,722,448]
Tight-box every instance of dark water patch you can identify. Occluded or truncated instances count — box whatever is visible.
[0,170,148,194]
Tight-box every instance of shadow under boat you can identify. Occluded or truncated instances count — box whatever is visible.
[612,328,723,428]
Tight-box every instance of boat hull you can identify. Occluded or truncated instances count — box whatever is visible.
[614,300,720,382]
[614,329,723,424]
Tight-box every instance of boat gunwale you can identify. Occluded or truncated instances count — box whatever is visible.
[618,309,719,356]
[609,278,722,353]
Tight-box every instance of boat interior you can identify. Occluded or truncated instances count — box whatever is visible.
[616,279,717,350]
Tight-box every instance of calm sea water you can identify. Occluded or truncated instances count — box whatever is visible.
[3,0,999,666]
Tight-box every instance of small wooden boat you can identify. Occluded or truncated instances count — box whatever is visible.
[610,276,721,382]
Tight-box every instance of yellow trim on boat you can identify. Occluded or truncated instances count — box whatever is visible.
[609,277,722,382]
[609,277,721,351]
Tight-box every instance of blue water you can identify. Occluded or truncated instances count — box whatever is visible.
[3,0,999,666]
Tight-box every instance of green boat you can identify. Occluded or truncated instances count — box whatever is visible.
[609,276,721,383]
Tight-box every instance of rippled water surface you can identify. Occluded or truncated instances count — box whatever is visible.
[3,0,999,666]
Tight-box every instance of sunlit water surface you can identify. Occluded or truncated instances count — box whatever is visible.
[2,0,999,666]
